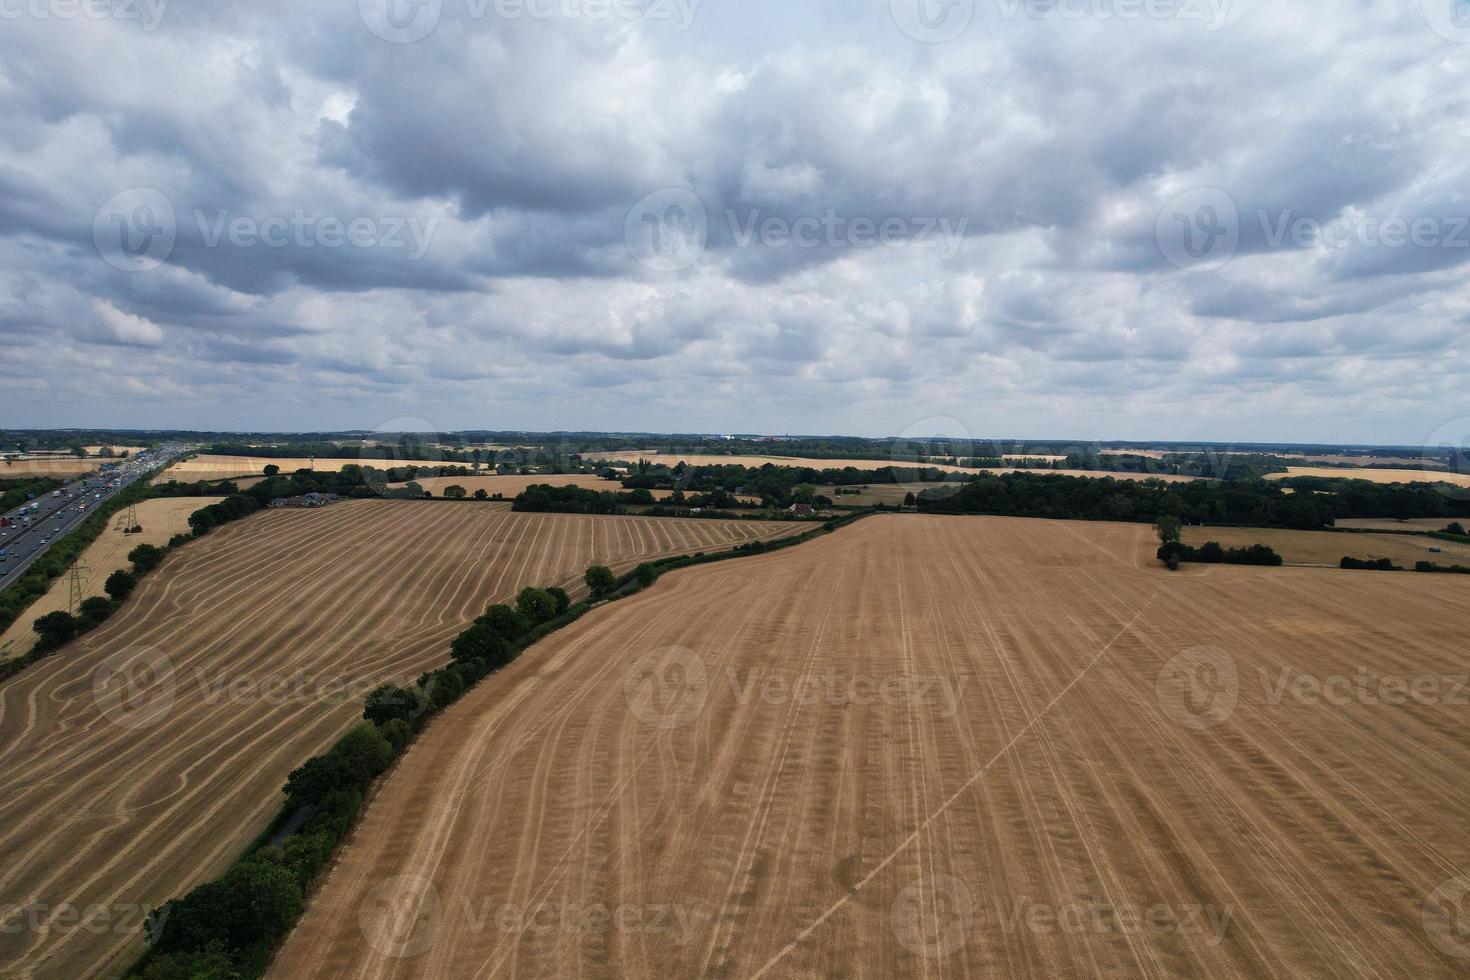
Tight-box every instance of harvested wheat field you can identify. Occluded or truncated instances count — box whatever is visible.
[0,497,221,659]
[275,515,1470,979]
[583,453,1203,484]
[1335,518,1464,533]
[0,459,100,479]
[1268,466,1470,487]
[0,502,807,979]
[152,454,372,483]
[1182,526,1470,568]
[393,474,621,497]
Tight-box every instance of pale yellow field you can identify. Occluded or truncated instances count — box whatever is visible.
[0,459,100,479]
[1335,518,1465,533]
[154,455,371,483]
[1268,466,1470,487]
[0,497,221,658]
[82,445,145,457]
[581,453,1202,483]
[391,474,619,497]
[1182,526,1470,568]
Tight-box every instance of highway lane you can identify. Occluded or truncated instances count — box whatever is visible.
[0,445,189,593]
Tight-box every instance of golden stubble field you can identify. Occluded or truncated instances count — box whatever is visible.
[0,502,807,979]
[392,475,620,497]
[275,515,1470,979]
[1268,466,1470,487]
[1182,526,1470,568]
[583,453,1203,484]
[0,459,101,479]
[0,497,222,658]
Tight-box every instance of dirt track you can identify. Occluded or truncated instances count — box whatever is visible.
[274,515,1470,979]
[0,502,805,979]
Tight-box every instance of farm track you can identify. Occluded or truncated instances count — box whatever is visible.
[0,501,806,980]
[274,515,1470,978]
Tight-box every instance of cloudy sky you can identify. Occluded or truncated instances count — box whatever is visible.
[1,0,1467,445]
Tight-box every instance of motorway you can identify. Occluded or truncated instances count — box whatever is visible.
[0,445,189,593]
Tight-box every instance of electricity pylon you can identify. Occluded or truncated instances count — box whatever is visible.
[67,561,89,616]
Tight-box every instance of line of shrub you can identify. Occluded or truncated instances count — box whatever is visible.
[1416,561,1470,575]
[1156,540,1284,570]
[127,508,875,978]
[1339,556,1401,571]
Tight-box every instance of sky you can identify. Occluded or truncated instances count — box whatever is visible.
[0,0,1468,446]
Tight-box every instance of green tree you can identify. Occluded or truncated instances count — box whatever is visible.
[584,564,616,598]
[516,587,557,623]
[546,587,571,616]
[473,488,489,500]
[1154,515,1182,545]
[263,464,280,476]
[635,563,657,588]
[152,860,303,959]
[78,596,115,629]
[480,604,530,640]
[32,610,78,649]
[105,569,137,601]
[129,543,167,573]
[450,623,509,665]
[363,683,427,728]
[443,484,467,500]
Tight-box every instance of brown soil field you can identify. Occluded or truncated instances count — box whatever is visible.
[394,475,620,498]
[0,459,101,479]
[273,515,1470,978]
[0,498,222,659]
[1182,526,1470,569]
[582,453,1202,484]
[0,502,808,979]
[1268,466,1470,487]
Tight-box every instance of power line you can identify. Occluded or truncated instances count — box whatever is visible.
[67,560,89,617]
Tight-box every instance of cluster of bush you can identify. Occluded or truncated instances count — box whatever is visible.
[1339,556,1401,572]
[133,579,579,978]
[1156,541,1284,571]
[0,476,64,512]
[1416,561,1470,575]
[513,484,624,514]
[27,543,169,654]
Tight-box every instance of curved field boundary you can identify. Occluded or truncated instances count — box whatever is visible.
[0,501,806,980]
[274,515,1470,978]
